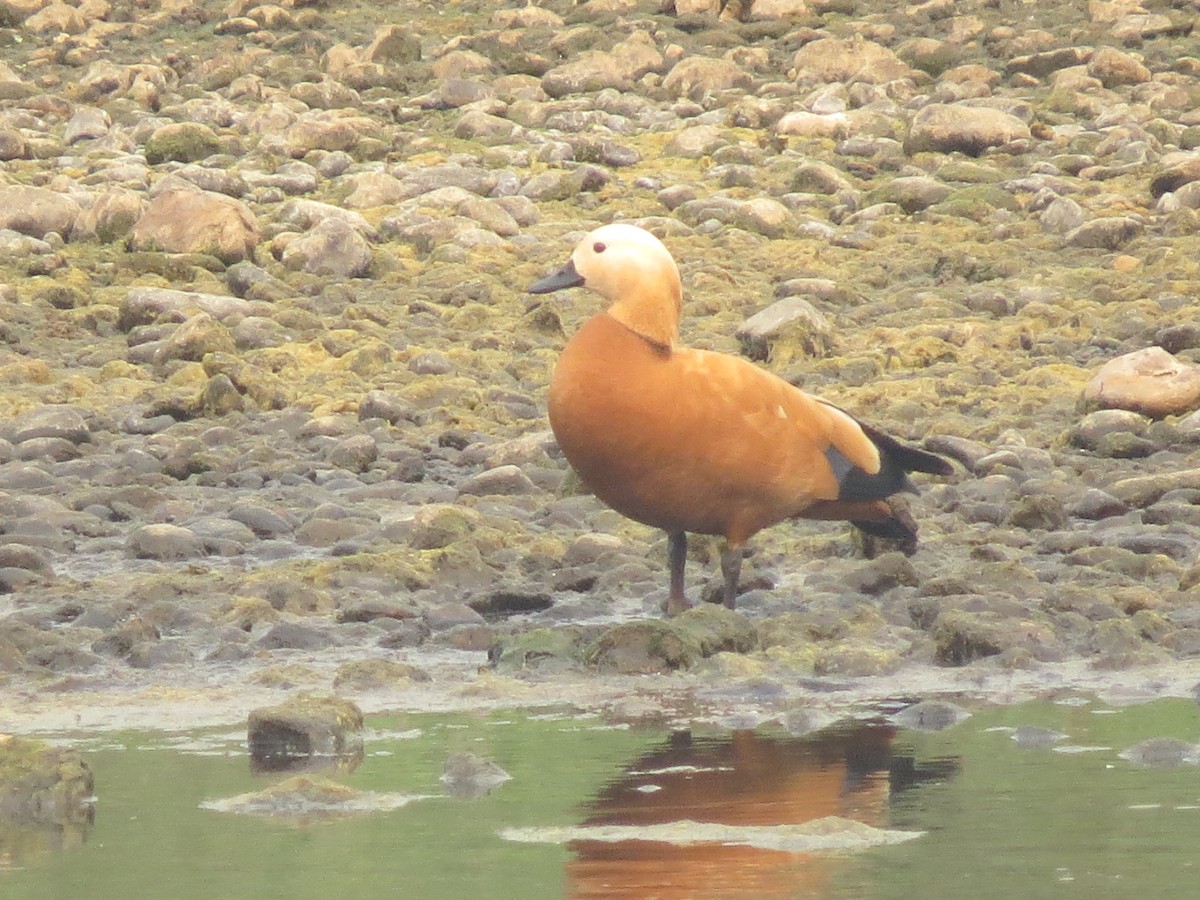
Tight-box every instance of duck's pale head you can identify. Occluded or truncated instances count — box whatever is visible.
[528,223,683,348]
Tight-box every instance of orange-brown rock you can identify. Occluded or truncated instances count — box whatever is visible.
[1083,347,1200,418]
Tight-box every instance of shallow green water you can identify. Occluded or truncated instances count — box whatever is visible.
[4,698,1200,899]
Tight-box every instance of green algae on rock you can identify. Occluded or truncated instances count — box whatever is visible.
[0,735,94,828]
[247,695,365,773]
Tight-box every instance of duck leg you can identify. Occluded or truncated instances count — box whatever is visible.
[720,545,742,610]
[666,531,692,616]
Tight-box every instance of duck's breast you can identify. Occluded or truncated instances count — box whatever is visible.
[548,314,857,541]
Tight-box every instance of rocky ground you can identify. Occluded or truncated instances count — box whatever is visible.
[3,0,1200,733]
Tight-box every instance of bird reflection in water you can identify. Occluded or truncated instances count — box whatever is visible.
[565,722,956,900]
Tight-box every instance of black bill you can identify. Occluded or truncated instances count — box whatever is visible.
[528,258,584,294]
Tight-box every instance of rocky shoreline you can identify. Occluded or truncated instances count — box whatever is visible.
[4,0,1200,730]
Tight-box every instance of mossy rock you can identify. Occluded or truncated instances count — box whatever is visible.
[0,736,94,827]
[143,122,223,165]
[672,605,758,656]
[204,774,378,817]
[488,627,589,673]
[932,184,1022,221]
[332,658,430,690]
[814,642,903,677]
[585,619,702,674]
[1009,494,1069,530]
[932,610,1007,666]
[759,610,851,649]
[408,504,480,551]
[247,694,364,772]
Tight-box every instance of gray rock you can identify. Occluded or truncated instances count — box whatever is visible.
[130,186,258,263]
[1119,737,1200,768]
[173,165,251,198]
[1083,347,1200,418]
[0,127,27,160]
[0,737,94,827]
[449,197,516,237]
[227,504,296,538]
[872,175,952,212]
[128,523,207,560]
[1067,409,1151,451]
[282,217,373,278]
[1064,216,1144,250]
[736,298,834,362]
[424,603,486,630]
[246,162,320,196]
[789,161,855,194]
[1011,726,1067,748]
[358,390,415,425]
[1039,196,1086,234]
[454,110,520,145]
[154,312,237,364]
[256,622,338,651]
[0,186,80,239]
[734,197,793,237]
[63,106,111,144]
[540,31,662,99]
[1151,155,1200,198]
[892,700,970,732]
[905,104,1031,156]
[1109,469,1200,508]
[664,124,730,159]
[1009,495,1068,531]
[0,229,52,255]
[15,437,80,462]
[74,188,143,242]
[295,516,375,547]
[278,199,376,235]
[1071,488,1129,520]
[201,374,245,417]
[361,23,421,64]
[328,434,378,472]
[585,620,700,673]
[118,285,252,331]
[494,194,538,226]
[0,544,54,577]
[226,262,291,301]
[794,36,915,83]
[341,172,406,209]
[247,695,363,770]
[1110,13,1186,43]
[8,405,90,445]
[409,350,454,375]
[0,466,57,493]
[441,752,511,799]
[291,77,359,110]
[518,169,605,202]
[1088,46,1151,87]
[675,195,745,227]
[771,280,843,305]
[395,164,499,199]
[1006,48,1090,79]
[457,465,538,496]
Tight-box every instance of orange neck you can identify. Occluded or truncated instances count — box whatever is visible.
[605,276,681,350]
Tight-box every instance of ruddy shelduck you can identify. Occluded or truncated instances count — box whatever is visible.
[529,223,953,616]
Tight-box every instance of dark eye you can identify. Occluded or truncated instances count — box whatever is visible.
[593,242,606,253]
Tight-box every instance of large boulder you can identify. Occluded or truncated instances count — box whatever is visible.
[1083,347,1200,419]
[905,104,1031,156]
[0,735,94,828]
[130,186,259,263]
[247,695,364,772]
[792,36,916,84]
[0,186,80,239]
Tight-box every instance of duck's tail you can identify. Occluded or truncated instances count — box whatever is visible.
[809,417,956,552]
